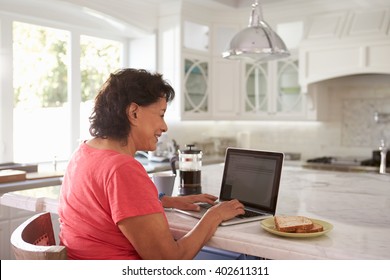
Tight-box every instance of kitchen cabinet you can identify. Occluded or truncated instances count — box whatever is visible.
[211,58,241,119]
[212,54,310,120]
[181,19,212,119]
[158,4,212,121]
[211,19,317,121]
[244,61,269,115]
[182,54,211,117]
[210,23,241,120]
[211,14,308,120]
[159,3,324,121]
[242,57,306,120]
[276,59,303,114]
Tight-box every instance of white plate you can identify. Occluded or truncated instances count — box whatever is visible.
[261,217,333,238]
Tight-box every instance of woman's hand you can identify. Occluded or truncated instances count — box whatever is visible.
[205,199,245,223]
[161,193,217,211]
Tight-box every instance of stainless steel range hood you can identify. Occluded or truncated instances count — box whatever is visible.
[299,7,390,92]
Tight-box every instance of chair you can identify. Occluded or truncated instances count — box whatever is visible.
[11,212,67,260]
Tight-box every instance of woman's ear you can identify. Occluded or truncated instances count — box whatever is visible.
[127,103,139,124]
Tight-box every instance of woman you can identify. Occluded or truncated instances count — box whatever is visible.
[58,68,244,260]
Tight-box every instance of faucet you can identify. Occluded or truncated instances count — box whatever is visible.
[374,111,390,124]
[374,111,389,174]
[379,139,387,174]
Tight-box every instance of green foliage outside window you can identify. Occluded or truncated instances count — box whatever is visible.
[13,22,122,107]
[13,22,68,108]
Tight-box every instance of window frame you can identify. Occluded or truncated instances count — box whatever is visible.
[0,12,129,164]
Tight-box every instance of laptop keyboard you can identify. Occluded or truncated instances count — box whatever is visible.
[199,203,212,210]
[237,209,263,218]
[199,203,264,218]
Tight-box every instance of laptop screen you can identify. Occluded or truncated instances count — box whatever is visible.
[219,148,284,213]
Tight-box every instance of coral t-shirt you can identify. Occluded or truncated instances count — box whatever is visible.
[58,143,164,259]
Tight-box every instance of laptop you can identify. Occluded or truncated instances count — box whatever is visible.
[175,147,284,226]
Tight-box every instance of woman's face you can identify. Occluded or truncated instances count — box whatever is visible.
[130,97,168,151]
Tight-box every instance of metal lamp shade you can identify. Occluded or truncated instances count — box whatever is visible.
[222,1,290,62]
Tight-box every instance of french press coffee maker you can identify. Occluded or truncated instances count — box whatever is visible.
[174,144,202,195]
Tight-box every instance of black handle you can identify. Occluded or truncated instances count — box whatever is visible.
[170,155,178,176]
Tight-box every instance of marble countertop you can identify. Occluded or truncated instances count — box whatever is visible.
[0,176,63,195]
[1,163,390,259]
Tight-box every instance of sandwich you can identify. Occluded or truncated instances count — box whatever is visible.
[296,222,323,233]
[274,216,323,233]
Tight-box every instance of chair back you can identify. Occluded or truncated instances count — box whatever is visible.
[11,212,67,260]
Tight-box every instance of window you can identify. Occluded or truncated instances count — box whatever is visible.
[80,35,122,140]
[11,21,124,164]
[13,21,70,163]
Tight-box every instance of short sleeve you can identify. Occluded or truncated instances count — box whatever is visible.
[107,162,164,224]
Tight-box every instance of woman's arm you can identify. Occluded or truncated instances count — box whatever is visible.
[117,199,244,259]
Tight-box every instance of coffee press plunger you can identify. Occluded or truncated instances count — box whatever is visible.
[176,144,202,195]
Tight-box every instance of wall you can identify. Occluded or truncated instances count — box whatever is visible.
[167,74,390,160]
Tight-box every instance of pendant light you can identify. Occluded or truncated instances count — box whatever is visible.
[222,0,290,62]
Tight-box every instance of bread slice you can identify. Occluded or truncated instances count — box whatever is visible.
[274,216,313,233]
[296,223,323,233]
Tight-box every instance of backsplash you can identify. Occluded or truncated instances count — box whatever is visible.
[343,97,390,147]
[330,74,390,150]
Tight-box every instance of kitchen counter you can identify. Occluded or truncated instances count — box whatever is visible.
[0,172,63,194]
[1,163,390,259]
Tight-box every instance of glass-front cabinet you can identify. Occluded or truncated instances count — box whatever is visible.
[245,62,268,114]
[276,59,302,113]
[183,57,209,114]
[181,20,211,119]
[243,57,305,119]
[158,14,211,120]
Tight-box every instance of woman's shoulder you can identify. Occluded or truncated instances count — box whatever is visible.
[102,150,142,168]
[78,142,143,169]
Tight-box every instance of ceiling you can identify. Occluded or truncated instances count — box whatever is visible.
[2,0,389,37]
[211,0,290,8]
[143,0,296,9]
[144,0,390,9]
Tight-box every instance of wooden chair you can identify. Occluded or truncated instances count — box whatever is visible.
[11,212,67,260]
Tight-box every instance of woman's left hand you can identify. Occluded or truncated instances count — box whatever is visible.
[161,193,218,211]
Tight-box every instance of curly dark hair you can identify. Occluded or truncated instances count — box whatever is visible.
[89,68,175,142]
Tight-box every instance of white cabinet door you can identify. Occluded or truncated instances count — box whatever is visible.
[212,58,240,119]
[242,61,270,118]
[273,58,306,119]
[182,54,211,120]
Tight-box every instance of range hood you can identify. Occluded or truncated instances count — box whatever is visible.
[299,7,390,92]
